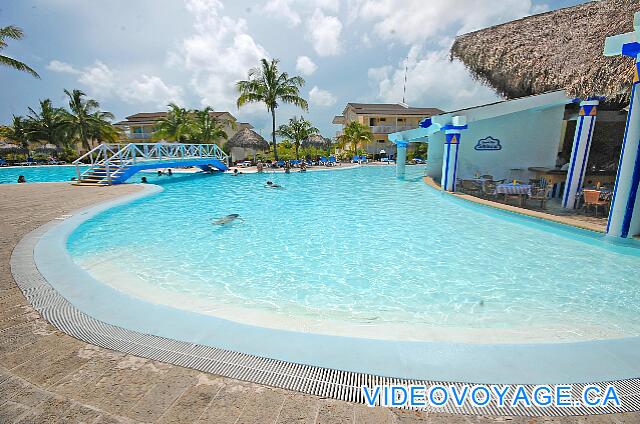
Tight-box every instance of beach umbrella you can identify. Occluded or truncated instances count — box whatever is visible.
[302,134,332,156]
[35,143,60,153]
[225,128,270,150]
[0,142,28,155]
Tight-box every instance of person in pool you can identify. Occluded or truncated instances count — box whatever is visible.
[212,214,244,225]
[157,170,164,176]
[141,176,148,183]
[232,169,240,176]
[265,180,282,188]
[17,175,26,183]
[167,168,173,176]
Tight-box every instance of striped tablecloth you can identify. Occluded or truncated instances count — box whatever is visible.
[496,184,532,195]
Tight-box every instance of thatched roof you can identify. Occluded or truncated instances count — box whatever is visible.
[301,134,332,148]
[225,128,269,150]
[450,0,639,103]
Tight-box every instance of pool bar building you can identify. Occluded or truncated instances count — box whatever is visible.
[390,10,640,240]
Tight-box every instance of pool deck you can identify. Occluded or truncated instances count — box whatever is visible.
[422,176,608,233]
[1,182,639,422]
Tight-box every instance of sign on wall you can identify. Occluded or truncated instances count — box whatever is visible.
[474,136,502,151]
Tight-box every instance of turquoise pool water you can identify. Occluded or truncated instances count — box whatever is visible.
[0,165,86,183]
[67,166,640,343]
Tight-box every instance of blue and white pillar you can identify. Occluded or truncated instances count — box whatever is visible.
[441,128,462,192]
[562,99,599,209]
[604,14,640,238]
[607,56,640,238]
[396,141,408,177]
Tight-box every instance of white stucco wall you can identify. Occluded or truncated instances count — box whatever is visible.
[426,105,565,182]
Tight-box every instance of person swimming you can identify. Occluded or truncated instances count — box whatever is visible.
[212,214,244,225]
[17,175,26,183]
[167,168,173,176]
[265,180,282,188]
[141,176,148,183]
[232,169,240,176]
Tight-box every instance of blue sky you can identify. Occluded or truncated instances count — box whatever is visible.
[1,0,585,138]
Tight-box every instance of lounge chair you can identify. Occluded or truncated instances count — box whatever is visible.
[276,160,285,168]
[360,155,368,163]
[380,157,390,163]
[328,156,338,166]
[319,156,328,166]
[412,158,425,164]
[0,159,6,167]
[351,155,360,163]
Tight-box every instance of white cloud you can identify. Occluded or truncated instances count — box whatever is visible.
[309,86,337,107]
[46,60,80,74]
[77,61,116,98]
[367,44,500,111]
[119,75,184,108]
[352,0,539,45]
[169,0,268,111]
[306,9,342,56]
[296,56,317,75]
[263,0,301,26]
[48,59,183,107]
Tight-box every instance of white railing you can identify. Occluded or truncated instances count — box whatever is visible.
[73,142,229,183]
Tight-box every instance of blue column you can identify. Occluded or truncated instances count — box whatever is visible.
[607,56,640,238]
[396,141,408,177]
[441,129,461,192]
[562,99,599,209]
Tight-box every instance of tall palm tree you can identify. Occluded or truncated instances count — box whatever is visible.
[60,89,109,151]
[1,115,32,149]
[276,116,320,160]
[337,121,373,155]
[26,99,66,148]
[154,103,193,143]
[236,58,308,160]
[192,107,231,145]
[88,111,119,144]
[0,26,39,78]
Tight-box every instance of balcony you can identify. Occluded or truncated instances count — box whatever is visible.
[370,124,416,134]
[128,133,155,140]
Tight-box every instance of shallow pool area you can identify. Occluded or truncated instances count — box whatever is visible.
[65,166,640,344]
[0,165,86,184]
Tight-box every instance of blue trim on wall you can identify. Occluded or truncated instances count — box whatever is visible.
[576,117,596,195]
[563,116,585,208]
[607,83,638,234]
[443,142,451,190]
[621,141,640,238]
[452,144,460,191]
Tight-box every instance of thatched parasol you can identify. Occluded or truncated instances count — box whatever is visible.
[35,143,59,153]
[0,142,28,155]
[450,0,638,103]
[225,128,270,150]
[301,134,332,148]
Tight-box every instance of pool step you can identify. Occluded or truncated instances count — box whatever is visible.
[73,165,128,186]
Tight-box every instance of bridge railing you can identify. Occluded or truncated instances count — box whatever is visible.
[73,142,229,183]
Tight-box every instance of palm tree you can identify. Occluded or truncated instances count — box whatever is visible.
[192,107,231,145]
[236,58,308,160]
[337,121,373,155]
[1,115,32,149]
[0,26,39,78]
[276,116,319,160]
[26,99,66,148]
[154,103,193,143]
[60,89,110,151]
[88,111,120,144]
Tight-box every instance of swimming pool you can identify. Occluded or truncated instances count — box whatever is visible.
[66,166,640,344]
[0,165,86,183]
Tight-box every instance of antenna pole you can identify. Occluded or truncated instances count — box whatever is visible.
[402,55,408,104]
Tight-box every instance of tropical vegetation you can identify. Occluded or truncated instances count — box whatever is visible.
[236,58,308,161]
[0,89,117,161]
[153,104,231,144]
[0,25,39,78]
[337,121,373,155]
[276,116,319,160]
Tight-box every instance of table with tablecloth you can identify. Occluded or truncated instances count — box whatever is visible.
[496,184,532,196]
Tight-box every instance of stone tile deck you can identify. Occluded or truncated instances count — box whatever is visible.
[0,182,637,423]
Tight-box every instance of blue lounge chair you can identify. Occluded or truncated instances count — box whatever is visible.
[360,155,368,163]
[413,157,425,164]
[328,156,337,166]
[276,160,285,167]
[319,156,328,165]
[351,155,360,163]
[0,158,6,167]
